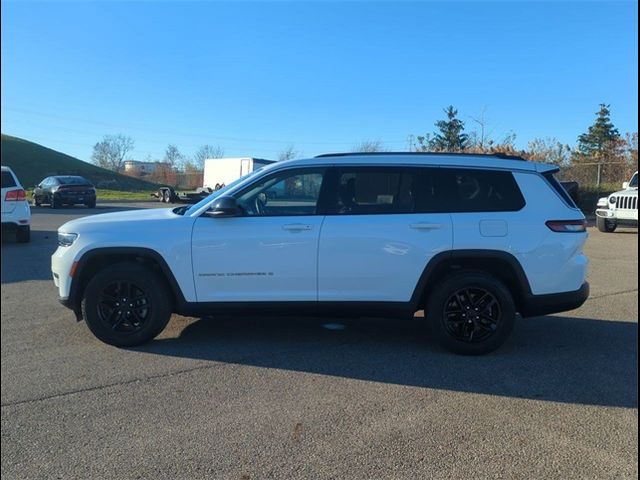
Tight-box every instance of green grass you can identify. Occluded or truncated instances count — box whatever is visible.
[1,133,160,192]
[95,189,156,201]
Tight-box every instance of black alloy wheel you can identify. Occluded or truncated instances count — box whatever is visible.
[97,281,151,333]
[443,287,501,343]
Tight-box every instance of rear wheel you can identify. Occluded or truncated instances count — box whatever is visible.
[16,225,30,243]
[81,264,172,347]
[85,200,96,208]
[596,216,617,233]
[426,271,516,355]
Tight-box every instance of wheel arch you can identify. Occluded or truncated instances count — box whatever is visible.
[68,247,187,318]
[410,250,533,313]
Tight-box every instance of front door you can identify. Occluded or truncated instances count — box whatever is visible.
[191,168,326,302]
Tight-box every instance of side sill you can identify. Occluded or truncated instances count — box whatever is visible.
[175,301,415,320]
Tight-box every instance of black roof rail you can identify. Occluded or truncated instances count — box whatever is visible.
[314,151,528,161]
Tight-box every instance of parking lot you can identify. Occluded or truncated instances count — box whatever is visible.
[1,203,638,479]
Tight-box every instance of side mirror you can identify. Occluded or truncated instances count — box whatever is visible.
[206,196,240,218]
[623,181,629,189]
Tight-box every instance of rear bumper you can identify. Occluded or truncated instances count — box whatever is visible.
[520,282,589,317]
[55,193,96,204]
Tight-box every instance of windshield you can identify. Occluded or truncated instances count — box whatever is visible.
[630,173,638,188]
[184,167,266,215]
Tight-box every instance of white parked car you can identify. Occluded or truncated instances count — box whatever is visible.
[595,171,638,232]
[1,166,31,243]
[52,153,589,354]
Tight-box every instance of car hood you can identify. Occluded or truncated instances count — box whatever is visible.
[59,207,179,233]
[609,188,638,198]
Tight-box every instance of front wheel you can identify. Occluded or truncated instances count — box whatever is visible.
[596,216,617,233]
[426,271,516,355]
[81,264,172,347]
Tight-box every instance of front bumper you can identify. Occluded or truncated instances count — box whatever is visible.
[520,282,589,318]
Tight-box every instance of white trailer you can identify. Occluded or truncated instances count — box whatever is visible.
[203,157,275,190]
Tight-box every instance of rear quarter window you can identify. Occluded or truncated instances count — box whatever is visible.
[542,171,578,208]
[1,171,17,188]
[436,168,526,213]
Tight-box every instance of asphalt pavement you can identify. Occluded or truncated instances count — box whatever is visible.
[1,203,637,479]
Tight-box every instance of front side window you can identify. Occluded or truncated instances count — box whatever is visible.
[327,168,417,215]
[629,173,638,188]
[235,169,325,216]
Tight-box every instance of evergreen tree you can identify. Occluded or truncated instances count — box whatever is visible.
[575,104,622,161]
[416,106,468,152]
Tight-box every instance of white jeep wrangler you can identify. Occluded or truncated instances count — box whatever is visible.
[595,171,638,233]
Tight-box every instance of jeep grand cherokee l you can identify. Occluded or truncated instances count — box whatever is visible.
[51,153,589,354]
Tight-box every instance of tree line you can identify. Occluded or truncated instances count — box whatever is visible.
[91,103,638,180]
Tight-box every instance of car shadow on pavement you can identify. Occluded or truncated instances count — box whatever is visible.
[138,314,638,408]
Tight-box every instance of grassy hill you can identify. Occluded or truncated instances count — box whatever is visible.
[1,134,158,192]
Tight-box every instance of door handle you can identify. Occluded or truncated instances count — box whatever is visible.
[410,223,443,230]
[282,223,312,231]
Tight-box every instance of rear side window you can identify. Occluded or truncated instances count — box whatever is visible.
[437,168,526,213]
[542,171,578,208]
[2,171,17,188]
[327,168,416,214]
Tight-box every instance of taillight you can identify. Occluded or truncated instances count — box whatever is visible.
[546,219,587,233]
[5,189,26,201]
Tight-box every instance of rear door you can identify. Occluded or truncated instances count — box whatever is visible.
[317,166,453,302]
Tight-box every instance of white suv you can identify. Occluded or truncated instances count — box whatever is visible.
[1,166,31,243]
[52,153,589,354]
[595,171,638,232]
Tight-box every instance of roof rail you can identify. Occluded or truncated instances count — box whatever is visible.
[314,151,528,161]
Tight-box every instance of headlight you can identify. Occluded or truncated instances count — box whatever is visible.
[58,232,78,247]
[609,196,617,204]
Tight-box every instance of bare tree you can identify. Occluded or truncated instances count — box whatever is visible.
[468,106,493,150]
[163,144,184,168]
[277,145,300,161]
[527,137,571,165]
[353,139,386,152]
[193,144,225,169]
[91,134,135,172]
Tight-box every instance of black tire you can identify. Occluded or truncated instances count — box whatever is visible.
[426,271,516,355]
[16,225,30,243]
[34,196,41,207]
[81,263,172,347]
[50,195,61,209]
[596,216,616,233]
[85,200,96,208]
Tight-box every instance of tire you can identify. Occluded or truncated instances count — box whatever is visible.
[426,271,516,355]
[85,200,96,208]
[158,189,166,203]
[81,263,172,347]
[596,216,617,233]
[34,196,41,207]
[16,225,30,243]
[50,195,61,209]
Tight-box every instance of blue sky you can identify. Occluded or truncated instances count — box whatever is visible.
[1,1,638,162]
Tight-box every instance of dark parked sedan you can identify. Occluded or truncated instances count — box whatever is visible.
[33,176,97,208]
